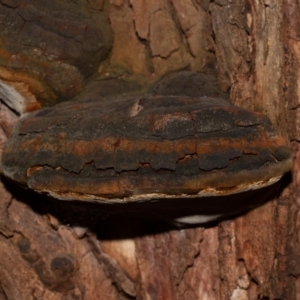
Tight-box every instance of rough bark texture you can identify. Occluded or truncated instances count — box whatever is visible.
[0,0,299,299]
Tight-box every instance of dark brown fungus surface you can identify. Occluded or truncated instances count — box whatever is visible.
[0,95,292,224]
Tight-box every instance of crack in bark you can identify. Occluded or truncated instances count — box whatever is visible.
[87,235,136,297]
[0,1,20,9]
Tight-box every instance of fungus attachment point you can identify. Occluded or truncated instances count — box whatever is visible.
[0,96,292,224]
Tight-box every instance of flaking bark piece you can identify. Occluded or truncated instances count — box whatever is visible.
[0,96,292,204]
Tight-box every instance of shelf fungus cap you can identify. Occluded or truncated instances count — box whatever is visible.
[0,96,292,206]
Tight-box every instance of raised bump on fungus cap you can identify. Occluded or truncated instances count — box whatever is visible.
[0,96,292,223]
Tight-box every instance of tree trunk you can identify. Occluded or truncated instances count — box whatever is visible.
[0,0,299,299]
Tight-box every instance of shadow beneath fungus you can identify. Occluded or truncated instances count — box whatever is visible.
[2,173,291,240]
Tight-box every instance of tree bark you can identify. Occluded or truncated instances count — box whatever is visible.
[0,0,299,299]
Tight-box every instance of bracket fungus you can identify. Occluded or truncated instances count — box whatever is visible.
[0,96,292,224]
